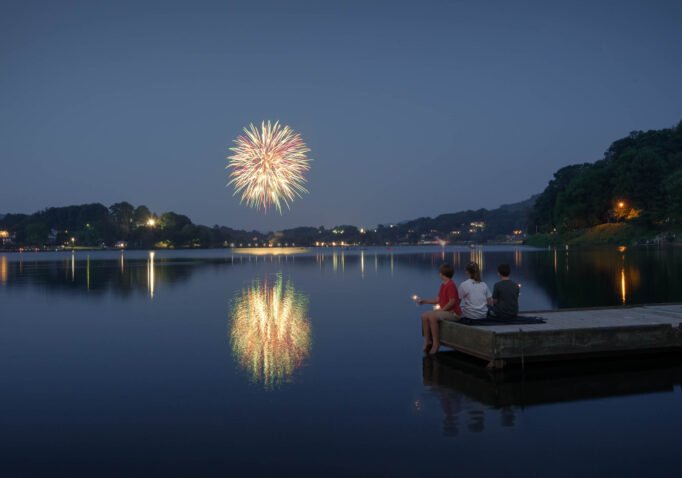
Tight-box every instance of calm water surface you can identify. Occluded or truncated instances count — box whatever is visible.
[1,246,681,477]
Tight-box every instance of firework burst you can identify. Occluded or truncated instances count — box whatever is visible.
[227,121,311,214]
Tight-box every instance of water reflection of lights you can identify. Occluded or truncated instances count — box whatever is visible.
[233,247,308,256]
[469,249,484,271]
[230,274,311,390]
[0,256,7,285]
[514,249,522,267]
[147,251,155,298]
[553,249,557,275]
[71,251,75,281]
[360,250,365,279]
[621,267,626,304]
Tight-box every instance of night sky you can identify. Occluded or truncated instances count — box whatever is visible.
[2,0,681,231]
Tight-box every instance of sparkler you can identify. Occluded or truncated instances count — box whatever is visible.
[229,274,311,389]
[227,121,311,214]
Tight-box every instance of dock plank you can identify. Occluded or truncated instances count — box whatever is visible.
[434,304,682,367]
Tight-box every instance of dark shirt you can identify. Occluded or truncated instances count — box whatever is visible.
[492,280,519,317]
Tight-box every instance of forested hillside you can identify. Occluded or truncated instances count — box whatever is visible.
[529,121,682,233]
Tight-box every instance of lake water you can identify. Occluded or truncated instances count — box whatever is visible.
[1,246,681,477]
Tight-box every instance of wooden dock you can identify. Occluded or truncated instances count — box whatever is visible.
[433,304,682,368]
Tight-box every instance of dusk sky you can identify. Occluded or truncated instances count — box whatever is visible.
[2,0,681,231]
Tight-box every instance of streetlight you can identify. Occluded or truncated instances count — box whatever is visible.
[147,218,156,227]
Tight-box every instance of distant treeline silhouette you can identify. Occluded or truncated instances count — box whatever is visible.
[0,202,274,249]
[3,120,680,249]
[0,196,533,248]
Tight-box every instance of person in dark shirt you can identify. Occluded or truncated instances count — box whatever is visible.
[489,263,519,319]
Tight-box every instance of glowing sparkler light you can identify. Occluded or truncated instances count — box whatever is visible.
[230,274,311,389]
[227,121,311,214]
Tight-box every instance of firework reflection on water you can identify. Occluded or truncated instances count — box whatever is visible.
[230,274,311,389]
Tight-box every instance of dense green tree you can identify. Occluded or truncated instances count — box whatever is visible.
[110,202,134,233]
[530,120,682,232]
[25,222,49,245]
[664,166,682,221]
[159,212,192,231]
[133,205,152,225]
[528,164,589,232]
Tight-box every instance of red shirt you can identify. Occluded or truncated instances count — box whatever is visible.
[438,280,462,315]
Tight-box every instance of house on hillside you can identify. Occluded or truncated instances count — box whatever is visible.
[0,230,14,245]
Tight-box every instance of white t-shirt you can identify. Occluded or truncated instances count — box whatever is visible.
[459,278,492,319]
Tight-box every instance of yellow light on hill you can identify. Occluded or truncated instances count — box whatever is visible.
[147,218,156,227]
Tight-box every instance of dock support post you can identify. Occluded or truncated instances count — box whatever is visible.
[520,328,525,371]
[486,359,506,369]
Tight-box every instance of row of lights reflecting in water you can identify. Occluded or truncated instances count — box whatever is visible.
[58,251,157,296]
[0,246,639,388]
[0,247,627,299]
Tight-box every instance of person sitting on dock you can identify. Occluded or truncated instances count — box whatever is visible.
[488,263,519,320]
[417,263,462,355]
[459,262,492,320]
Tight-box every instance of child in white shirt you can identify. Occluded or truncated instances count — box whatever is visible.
[459,262,492,319]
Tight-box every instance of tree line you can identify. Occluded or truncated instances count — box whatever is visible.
[0,202,267,249]
[13,118,678,249]
[0,195,534,249]
[528,120,682,233]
